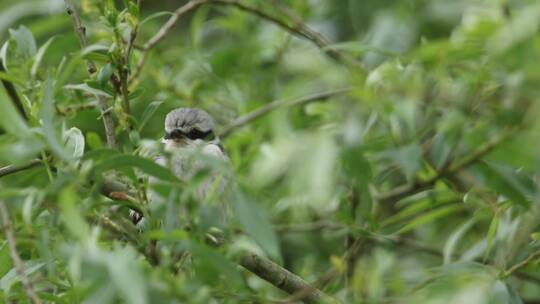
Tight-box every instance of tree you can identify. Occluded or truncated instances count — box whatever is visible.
[0,0,539,303]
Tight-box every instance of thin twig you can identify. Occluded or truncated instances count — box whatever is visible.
[375,129,514,204]
[64,0,118,149]
[0,201,42,304]
[219,87,352,138]
[270,0,361,68]
[130,0,360,84]
[504,249,540,278]
[0,159,42,178]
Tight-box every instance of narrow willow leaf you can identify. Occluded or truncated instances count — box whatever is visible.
[8,25,36,59]
[138,100,163,132]
[231,191,281,261]
[475,161,534,207]
[139,11,174,26]
[107,247,148,304]
[86,132,103,150]
[41,75,69,160]
[94,154,179,182]
[0,91,31,138]
[97,63,115,86]
[0,71,25,86]
[64,83,112,97]
[0,242,12,278]
[59,187,89,241]
[396,204,463,234]
[186,240,243,287]
[443,219,476,265]
[483,214,500,261]
[0,262,44,292]
[31,36,55,77]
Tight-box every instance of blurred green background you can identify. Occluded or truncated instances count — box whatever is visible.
[1,0,540,303]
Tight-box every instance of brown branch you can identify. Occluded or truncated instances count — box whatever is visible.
[0,159,42,178]
[239,252,338,304]
[219,87,352,138]
[64,0,118,149]
[130,0,361,84]
[0,201,42,304]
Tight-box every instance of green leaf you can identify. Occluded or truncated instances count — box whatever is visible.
[8,25,36,59]
[342,145,372,184]
[0,71,25,86]
[186,240,243,287]
[81,44,110,63]
[387,144,423,181]
[64,83,112,97]
[97,63,115,86]
[0,93,31,139]
[41,75,68,160]
[86,132,103,150]
[396,204,463,234]
[31,36,55,77]
[0,262,44,292]
[94,154,179,182]
[59,187,89,241]
[0,242,12,278]
[443,219,476,265]
[138,100,163,132]
[475,161,535,207]
[106,247,148,304]
[231,191,281,261]
[139,11,174,26]
[483,214,500,261]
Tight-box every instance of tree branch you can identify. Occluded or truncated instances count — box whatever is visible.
[219,87,352,138]
[269,0,361,69]
[0,159,42,178]
[98,177,334,302]
[64,0,118,149]
[0,201,42,304]
[130,0,361,84]
[239,252,338,304]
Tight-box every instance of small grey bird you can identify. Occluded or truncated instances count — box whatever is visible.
[132,108,229,234]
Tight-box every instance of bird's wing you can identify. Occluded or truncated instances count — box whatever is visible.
[202,142,227,160]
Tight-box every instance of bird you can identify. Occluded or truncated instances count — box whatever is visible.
[131,108,230,238]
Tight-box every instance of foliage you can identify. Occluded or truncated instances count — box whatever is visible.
[0,0,540,303]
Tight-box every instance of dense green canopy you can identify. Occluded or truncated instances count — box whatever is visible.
[0,0,539,303]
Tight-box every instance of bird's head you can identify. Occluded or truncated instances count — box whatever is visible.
[163,107,217,150]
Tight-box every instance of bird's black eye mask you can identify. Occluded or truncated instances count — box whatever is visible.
[164,129,215,141]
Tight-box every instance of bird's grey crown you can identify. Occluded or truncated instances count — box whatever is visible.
[164,108,215,134]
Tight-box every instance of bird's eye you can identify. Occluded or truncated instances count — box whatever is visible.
[186,129,214,140]
[165,129,184,139]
